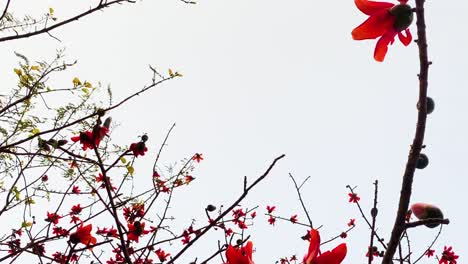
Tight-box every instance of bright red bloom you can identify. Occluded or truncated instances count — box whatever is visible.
[250,212,257,218]
[46,212,62,225]
[192,153,204,163]
[129,142,148,157]
[127,221,149,242]
[69,224,97,247]
[303,229,347,264]
[440,246,459,264]
[226,241,254,264]
[71,126,109,151]
[348,193,360,203]
[155,249,170,262]
[352,0,413,61]
[347,218,356,227]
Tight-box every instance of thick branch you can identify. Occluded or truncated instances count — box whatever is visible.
[381,1,430,263]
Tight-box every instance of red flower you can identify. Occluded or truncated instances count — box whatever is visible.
[348,193,360,203]
[127,221,149,242]
[238,221,248,229]
[352,0,413,61]
[129,141,148,157]
[250,212,257,218]
[53,226,69,237]
[225,228,233,237]
[155,249,170,262]
[425,249,435,258]
[69,224,97,247]
[70,204,82,215]
[46,212,62,225]
[266,205,276,214]
[72,185,81,194]
[268,215,276,225]
[71,125,109,151]
[226,241,254,264]
[192,153,204,163]
[181,234,191,244]
[303,229,347,264]
[347,218,356,227]
[290,214,298,223]
[440,246,458,264]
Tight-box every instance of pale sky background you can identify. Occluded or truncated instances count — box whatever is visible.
[1,0,467,263]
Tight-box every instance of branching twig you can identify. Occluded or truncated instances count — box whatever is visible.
[167,154,285,264]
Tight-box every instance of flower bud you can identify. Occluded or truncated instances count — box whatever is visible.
[410,203,444,228]
[103,117,112,129]
[416,153,429,169]
[417,97,435,114]
[206,204,216,212]
[390,4,413,31]
[57,139,68,146]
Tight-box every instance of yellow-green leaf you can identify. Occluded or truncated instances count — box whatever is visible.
[22,221,33,228]
[120,157,127,164]
[31,128,40,135]
[168,69,174,77]
[14,68,22,76]
[12,186,20,201]
[127,166,135,175]
[84,81,93,88]
[72,77,81,87]
[31,65,40,71]
[49,7,54,15]
[25,197,35,205]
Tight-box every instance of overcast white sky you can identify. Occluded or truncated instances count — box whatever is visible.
[1,0,467,263]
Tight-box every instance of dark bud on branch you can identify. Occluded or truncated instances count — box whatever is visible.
[416,153,429,169]
[206,204,216,212]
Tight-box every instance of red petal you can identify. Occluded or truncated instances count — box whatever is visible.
[316,243,347,264]
[304,229,321,264]
[398,29,412,46]
[244,241,253,259]
[354,0,394,15]
[352,9,395,40]
[374,29,397,62]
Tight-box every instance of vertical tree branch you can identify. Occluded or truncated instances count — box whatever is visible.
[381,0,429,263]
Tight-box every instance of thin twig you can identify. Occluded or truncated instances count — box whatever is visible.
[289,173,313,228]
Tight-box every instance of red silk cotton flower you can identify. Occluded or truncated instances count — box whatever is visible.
[352,0,413,61]
[71,126,109,151]
[303,229,347,264]
[129,141,148,157]
[69,224,97,247]
[226,241,254,264]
